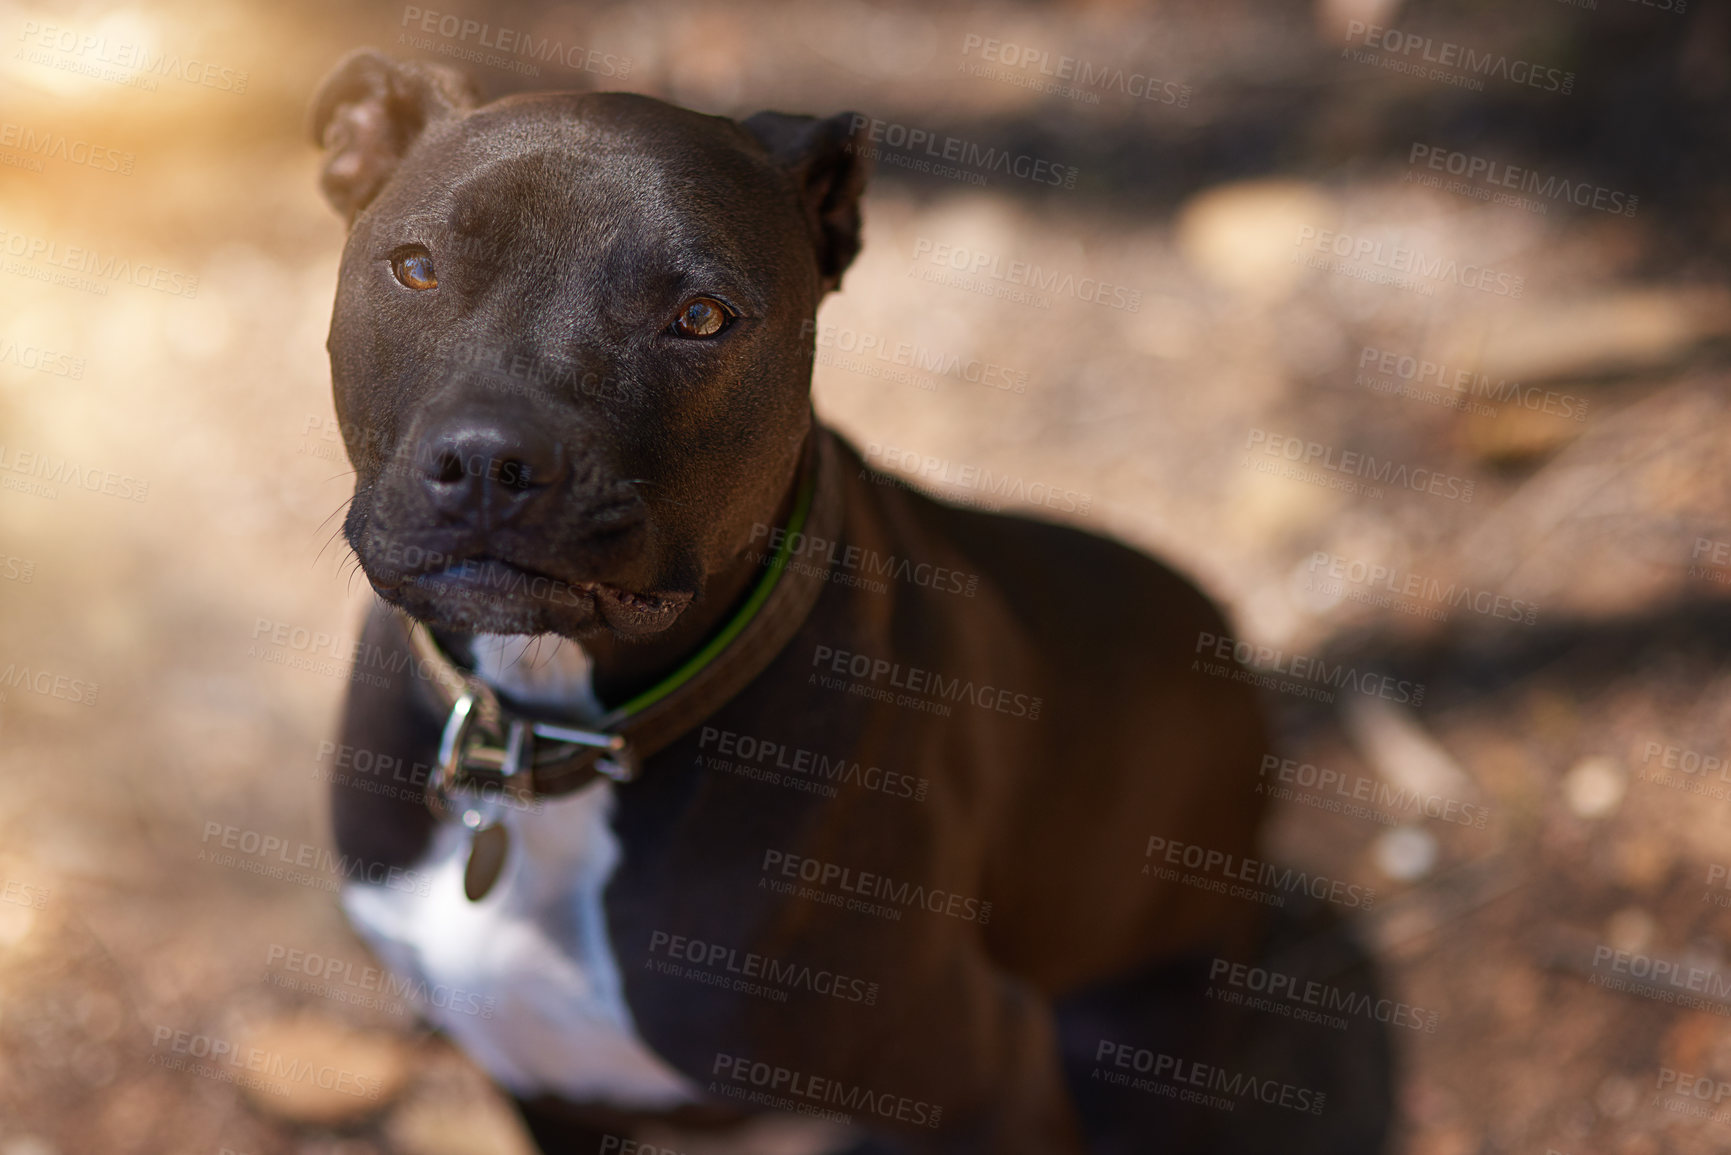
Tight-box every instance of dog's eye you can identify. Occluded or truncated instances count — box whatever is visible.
[391,247,438,291]
[671,297,733,339]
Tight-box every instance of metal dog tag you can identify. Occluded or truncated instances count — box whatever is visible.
[464,822,510,901]
[458,716,533,902]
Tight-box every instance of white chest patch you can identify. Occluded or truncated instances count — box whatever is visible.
[342,633,700,1107]
[468,632,603,718]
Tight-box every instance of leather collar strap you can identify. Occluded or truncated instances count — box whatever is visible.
[400,426,843,825]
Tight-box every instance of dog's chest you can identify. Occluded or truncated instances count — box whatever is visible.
[341,635,699,1106]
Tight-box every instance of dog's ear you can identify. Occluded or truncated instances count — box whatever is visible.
[741,111,870,293]
[311,49,478,223]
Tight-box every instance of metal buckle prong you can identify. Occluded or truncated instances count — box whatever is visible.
[502,717,532,779]
[530,722,626,750]
[593,748,639,784]
[530,722,638,783]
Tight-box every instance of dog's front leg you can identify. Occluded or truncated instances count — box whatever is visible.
[812,951,1086,1155]
[923,969,1087,1155]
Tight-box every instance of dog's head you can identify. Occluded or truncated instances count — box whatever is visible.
[311,50,867,640]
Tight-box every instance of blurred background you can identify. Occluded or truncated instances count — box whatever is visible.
[2,0,1730,1151]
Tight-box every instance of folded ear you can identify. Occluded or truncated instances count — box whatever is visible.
[741,111,870,293]
[310,49,478,223]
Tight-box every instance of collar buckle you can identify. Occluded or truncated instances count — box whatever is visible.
[431,690,535,827]
[429,690,638,824]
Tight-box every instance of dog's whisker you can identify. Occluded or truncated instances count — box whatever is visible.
[309,496,355,543]
[311,500,359,570]
[312,526,349,570]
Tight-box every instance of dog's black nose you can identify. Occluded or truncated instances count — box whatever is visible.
[415,419,566,526]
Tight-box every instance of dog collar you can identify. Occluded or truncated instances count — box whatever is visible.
[398,427,842,853]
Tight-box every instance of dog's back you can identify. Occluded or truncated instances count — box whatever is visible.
[828,435,1272,987]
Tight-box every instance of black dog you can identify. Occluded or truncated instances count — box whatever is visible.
[311,50,1390,1155]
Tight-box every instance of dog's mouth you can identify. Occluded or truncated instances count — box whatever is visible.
[367,553,694,637]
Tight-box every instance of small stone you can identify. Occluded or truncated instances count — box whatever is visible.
[236,1014,411,1127]
[1174,180,1335,299]
[1604,907,1656,954]
[1595,1074,1638,1119]
[0,1139,58,1155]
[1457,403,1588,468]
[0,902,35,948]
[1344,696,1478,803]
[386,1093,539,1155]
[1564,757,1625,819]
[1375,825,1438,881]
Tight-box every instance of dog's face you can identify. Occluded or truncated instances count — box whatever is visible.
[312,52,866,640]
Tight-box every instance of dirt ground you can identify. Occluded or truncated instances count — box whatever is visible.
[2,0,1731,1152]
